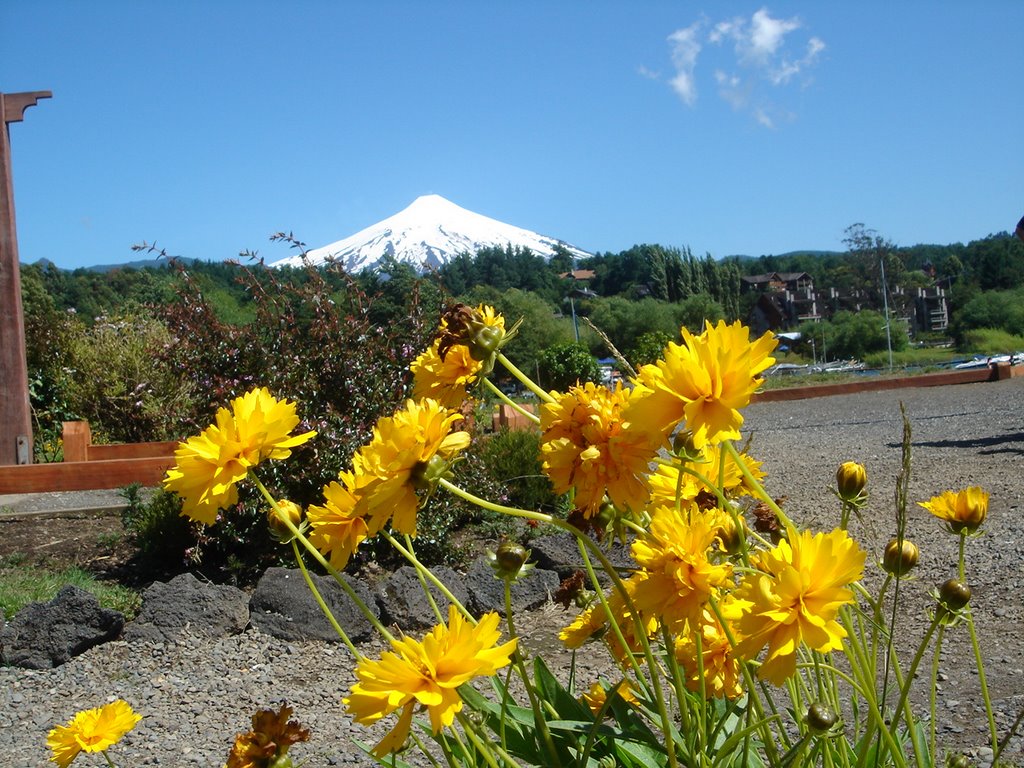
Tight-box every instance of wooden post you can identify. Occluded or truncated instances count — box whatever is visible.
[62,421,92,463]
[0,90,50,465]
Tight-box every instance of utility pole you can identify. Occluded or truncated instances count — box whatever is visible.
[880,256,893,371]
[1,91,51,465]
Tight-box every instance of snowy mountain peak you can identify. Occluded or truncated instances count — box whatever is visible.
[269,195,591,272]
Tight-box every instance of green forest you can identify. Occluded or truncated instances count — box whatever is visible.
[19,224,1024,450]
[14,225,1024,574]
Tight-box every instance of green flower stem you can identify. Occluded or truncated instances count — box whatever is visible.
[250,473,397,645]
[838,608,911,768]
[722,441,794,530]
[661,624,698,756]
[887,611,943,752]
[966,606,999,751]
[439,476,681,768]
[291,539,361,659]
[994,704,1024,765]
[381,530,474,623]
[929,624,944,764]
[707,594,783,764]
[483,378,541,425]
[503,580,560,767]
[456,711,524,768]
[958,533,966,581]
[496,352,556,404]
[102,751,117,768]
[405,532,446,624]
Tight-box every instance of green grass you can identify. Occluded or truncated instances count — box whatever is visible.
[961,327,1024,355]
[862,346,960,369]
[0,556,141,621]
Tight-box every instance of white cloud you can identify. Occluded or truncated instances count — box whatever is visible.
[747,8,801,63]
[667,23,703,105]
[660,7,824,126]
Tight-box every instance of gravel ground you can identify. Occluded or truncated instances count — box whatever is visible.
[2,377,1023,767]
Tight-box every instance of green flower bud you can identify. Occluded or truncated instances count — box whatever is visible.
[883,538,920,576]
[488,541,535,581]
[836,461,867,504]
[411,454,451,492]
[267,499,303,542]
[939,579,971,612]
[806,702,838,734]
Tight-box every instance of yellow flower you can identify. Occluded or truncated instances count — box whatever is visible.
[918,486,989,534]
[648,444,765,507]
[581,679,640,715]
[163,387,316,524]
[352,398,471,536]
[735,525,866,685]
[344,606,517,757]
[411,338,483,408]
[540,381,659,518]
[224,703,310,768]
[560,573,658,661]
[630,504,733,631]
[628,320,777,450]
[47,700,142,768]
[307,472,370,569]
[674,598,746,700]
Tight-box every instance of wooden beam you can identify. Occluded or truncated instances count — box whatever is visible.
[0,456,174,494]
[0,90,51,465]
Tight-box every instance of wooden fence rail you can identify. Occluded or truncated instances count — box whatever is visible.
[0,421,178,494]
[0,363,1018,495]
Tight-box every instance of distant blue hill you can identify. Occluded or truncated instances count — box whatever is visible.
[30,256,202,273]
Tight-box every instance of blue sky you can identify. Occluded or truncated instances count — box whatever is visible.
[3,1,1022,270]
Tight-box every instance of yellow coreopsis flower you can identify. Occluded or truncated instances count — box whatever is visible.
[410,338,484,408]
[307,472,370,569]
[351,398,471,536]
[628,320,777,450]
[540,381,659,518]
[581,679,640,715]
[674,598,746,700]
[630,504,733,631]
[163,387,316,524]
[560,573,658,661]
[918,486,989,535]
[47,700,142,768]
[734,525,866,685]
[344,606,517,757]
[648,444,765,507]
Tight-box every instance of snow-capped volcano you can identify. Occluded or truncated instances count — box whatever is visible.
[269,194,591,272]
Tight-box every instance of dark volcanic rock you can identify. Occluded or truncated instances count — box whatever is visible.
[249,566,380,643]
[0,585,124,669]
[464,555,559,617]
[124,572,248,643]
[376,565,470,631]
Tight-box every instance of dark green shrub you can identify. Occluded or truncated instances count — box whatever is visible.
[473,428,558,513]
[537,342,602,390]
[119,486,195,577]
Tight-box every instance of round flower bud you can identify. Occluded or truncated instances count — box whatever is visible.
[806,702,838,734]
[946,754,970,768]
[836,461,867,503]
[671,430,701,460]
[488,541,534,581]
[882,538,920,576]
[938,579,971,612]
[268,499,303,541]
